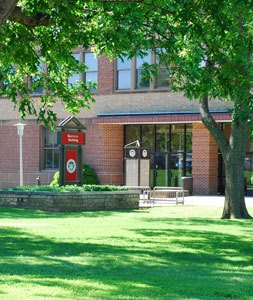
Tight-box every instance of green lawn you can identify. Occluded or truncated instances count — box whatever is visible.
[0,206,253,299]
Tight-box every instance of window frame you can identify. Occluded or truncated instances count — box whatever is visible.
[29,61,47,96]
[116,56,132,90]
[115,49,170,92]
[84,51,98,86]
[42,127,59,170]
[68,49,98,89]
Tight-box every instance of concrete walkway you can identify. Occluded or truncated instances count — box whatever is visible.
[139,195,253,207]
[184,195,253,207]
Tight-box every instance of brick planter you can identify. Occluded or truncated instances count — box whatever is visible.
[0,190,140,212]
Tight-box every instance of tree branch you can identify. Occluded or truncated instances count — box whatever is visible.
[8,6,52,26]
[0,0,18,25]
[199,94,229,154]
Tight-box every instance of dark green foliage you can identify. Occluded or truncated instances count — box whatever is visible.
[50,163,99,186]
[82,163,100,185]
[3,184,127,193]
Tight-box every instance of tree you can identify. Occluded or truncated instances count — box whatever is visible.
[89,0,253,219]
[1,1,252,218]
[0,0,97,126]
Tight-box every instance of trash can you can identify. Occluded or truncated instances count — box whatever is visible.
[182,177,193,195]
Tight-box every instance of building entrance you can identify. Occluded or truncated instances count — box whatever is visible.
[150,152,186,188]
[150,153,169,187]
[124,124,192,188]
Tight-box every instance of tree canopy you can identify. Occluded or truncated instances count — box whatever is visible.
[1,1,252,127]
[93,1,253,126]
[1,0,253,218]
[89,0,253,218]
[0,0,98,126]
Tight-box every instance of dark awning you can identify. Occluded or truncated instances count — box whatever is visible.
[93,111,231,124]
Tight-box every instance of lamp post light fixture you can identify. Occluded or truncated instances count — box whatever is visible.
[14,122,27,186]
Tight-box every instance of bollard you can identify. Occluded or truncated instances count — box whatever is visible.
[36,176,41,186]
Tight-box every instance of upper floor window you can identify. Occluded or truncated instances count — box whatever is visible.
[136,51,151,89]
[117,57,131,90]
[68,53,80,86]
[155,48,169,88]
[116,49,169,91]
[68,51,98,89]
[84,52,98,85]
[30,60,46,95]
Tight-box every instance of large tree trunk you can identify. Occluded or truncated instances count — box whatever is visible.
[199,95,252,219]
[222,123,251,219]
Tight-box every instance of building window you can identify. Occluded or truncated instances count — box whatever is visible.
[245,135,253,195]
[116,49,169,91]
[117,57,131,90]
[68,51,98,88]
[136,51,151,89]
[43,128,59,169]
[155,48,170,88]
[30,61,46,95]
[84,52,98,86]
[68,53,81,86]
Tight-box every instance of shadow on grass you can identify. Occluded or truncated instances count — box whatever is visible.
[144,215,253,227]
[0,221,253,299]
[0,207,143,220]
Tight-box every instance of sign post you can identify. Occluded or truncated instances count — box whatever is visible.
[57,116,85,186]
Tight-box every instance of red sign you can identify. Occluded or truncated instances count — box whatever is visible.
[65,149,77,182]
[62,132,85,145]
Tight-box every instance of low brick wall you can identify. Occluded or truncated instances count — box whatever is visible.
[0,190,140,212]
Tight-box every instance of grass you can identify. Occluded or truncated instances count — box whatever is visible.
[0,205,253,299]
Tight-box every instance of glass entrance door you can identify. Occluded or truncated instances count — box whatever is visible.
[150,152,185,188]
[150,153,170,188]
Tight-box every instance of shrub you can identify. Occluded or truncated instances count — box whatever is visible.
[4,184,128,192]
[50,163,99,186]
[82,163,99,185]
[50,171,60,187]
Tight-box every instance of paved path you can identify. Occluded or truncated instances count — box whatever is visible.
[139,195,253,207]
[184,195,253,207]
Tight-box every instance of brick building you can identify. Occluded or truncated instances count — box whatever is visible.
[0,50,252,195]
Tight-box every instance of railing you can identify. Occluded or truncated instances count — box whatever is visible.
[148,186,185,205]
[126,185,185,205]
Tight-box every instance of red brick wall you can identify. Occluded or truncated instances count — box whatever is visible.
[0,120,123,188]
[98,54,114,94]
[0,125,20,173]
[0,123,55,187]
[83,123,124,185]
[192,123,218,195]
[0,124,40,171]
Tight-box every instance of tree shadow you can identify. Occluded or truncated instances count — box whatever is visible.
[0,207,143,220]
[0,223,253,299]
[143,215,253,228]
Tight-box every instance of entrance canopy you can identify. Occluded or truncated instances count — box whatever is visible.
[93,111,231,124]
[57,115,86,130]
